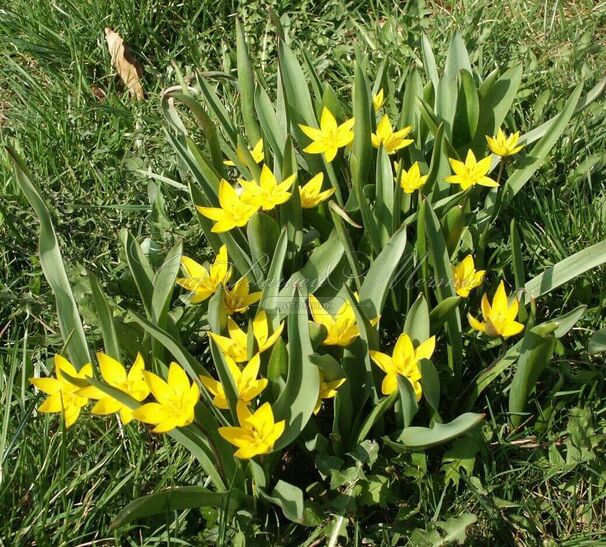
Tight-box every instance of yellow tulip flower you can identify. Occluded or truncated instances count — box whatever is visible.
[133,362,199,433]
[468,280,524,338]
[197,179,259,233]
[486,129,523,157]
[372,89,385,111]
[452,255,485,298]
[224,276,262,315]
[79,352,150,424]
[299,172,335,208]
[218,400,285,459]
[177,245,231,304]
[308,294,364,347]
[299,107,355,163]
[313,373,346,414]
[371,115,413,155]
[200,354,268,410]
[444,149,497,190]
[399,162,428,194]
[370,333,435,398]
[239,164,296,211]
[30,355,94,428]
[224,138,264,166]
[209,311,285,363]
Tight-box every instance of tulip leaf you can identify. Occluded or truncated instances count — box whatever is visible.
[398,412,485,449]
[429,296,461,335]
[248,212,280,281]
[404,294,430,345]
[259,480,304,523]
[260,227,289,329]
[354,392,397,445]
[8,147,91,368]
[375,147,395,244]
[120,229,155,319]
[329,203,364,293]
[151,240,182,328]
[523,239,606,304]
[420,359,441,416]
[254,84,286,167]
[273,289,320,451]
[111,486,249,529]
[359,224,408,320]
[236,19,260,144]
[397,375,419,429]
[87,271,121,361]
[509,324,557,427]
[589,329,606,354]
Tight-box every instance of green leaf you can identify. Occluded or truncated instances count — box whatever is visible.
[503,83,583,200]
[523,239,606,304]
[329,202,364,293]
[151,240,182,327]
[120,229,155,319]
[375,147,395,244]
[509,324,557,427]
[351,61,381,253]
[260,480,304,523]
[273,289,320,450]
[411,512,477,546]
[589,329,606,354]
[260,228,289,330]
[255,84,286,167]
[397,376,419,429]
[359,224,408,320]
[355,392,397,444]
[236,19,260,144]
[110,486,248,530]
[247,212,280,281]
[429,296,461,335]
[398,413,485,449]
[404,294,430,344]
[88,271,121,361]
[8,147,91,367]
[419,359,441,416]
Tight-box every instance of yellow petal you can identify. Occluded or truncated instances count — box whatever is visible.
[133,402,167,424]
[97,352,127,387]
[415,336,436,361]
[381,374,398,395]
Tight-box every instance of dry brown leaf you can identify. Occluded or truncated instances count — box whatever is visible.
[104,27,144,101]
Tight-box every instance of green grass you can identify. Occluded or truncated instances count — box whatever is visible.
[1,0,606,544]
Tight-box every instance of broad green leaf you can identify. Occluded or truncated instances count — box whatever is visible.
[273,289,320,450]
[419,360,441,416]
[329,202,364,293]
[523,239,606,304]
[111,486,248,529]
[355,393,397,444]
[589,329,606,354]
[375,147,395,244]
[8,147,90,368]
[88,271,121,361]
[260,480,304,523]
[404,294,430,344]
[429,296,461,335]
[359,224,408,320]
[151,240,182,327]
[260,228,288,330]
[398,413,485,449]
[255,84,286,167]
[421,34,439,91]
[236,19,260,144]
[397,376,418,429]
[509,323,557,427]
[120,229,155,319]
[247,212,280,281]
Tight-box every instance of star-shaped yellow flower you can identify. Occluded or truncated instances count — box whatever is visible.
[373,89,385,111]
[370,334,435,398]
[371,115,413,155]
[209,311,284,363]
[79,352,150,424]
[299,172,335,209]
[177,245,231,304]
[200,353,268,410]
[223,276,262,315]
[197,179,259,233]
[30,355,94,428]
[486,129,523,157]
[444,150,497,190]
[133,362,199,433]
[224,138,264,166]
[299,107,355,163]
[452,255,485,298]
[468,280,524,338]
[399,162,428,194]
[313,373,346,414]
[239,164,296,211]
[218,400,285,459]
[308,294,375,347]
